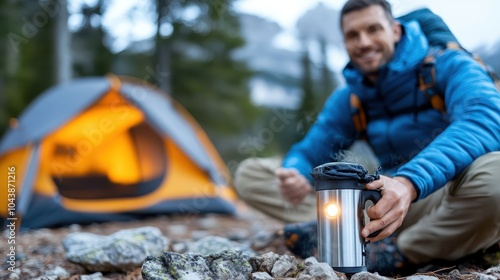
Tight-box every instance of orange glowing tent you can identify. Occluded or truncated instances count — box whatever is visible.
[0,76,236,228]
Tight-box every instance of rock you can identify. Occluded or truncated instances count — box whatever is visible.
[473,273,497,280]
[20,268,37,279]
[227,229,250,241]
[251,272,274,280]
[142,250,252,280]
[207,250,253,279]
[68,224,82,232]
[350,271,388,280]
[190,230,210,240]
[34,276,60,280]
[8,273,20,280]
[80,272,104,280]
[298,257,339,280]
[406,276,439,280]
[304,256,319,266]
[171,241,189,253]
[188,235,256,256]
[63,226,168,272]
[484,265,500,277]
[23,258,39,269]
[166,224,189,236]
[335,272,349,280]
[162,252,212,279]
[43,266,69,277]
[448,269,462,278]
[197,216,220,230]
[270,254,298,278]
[249,252,281,273]
[142,256,173,280]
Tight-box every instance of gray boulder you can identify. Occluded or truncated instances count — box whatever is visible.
[188,235,256,256]
[270,254,298,278]
[298,257,339,280]
[251,271,274,280]
[350,271,388,280]
[63,226,168,272]
[249,252,281,274]
[406,276,439,280]
[142,250,252,280]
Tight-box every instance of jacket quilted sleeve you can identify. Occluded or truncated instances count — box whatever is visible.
[394,49,500,200]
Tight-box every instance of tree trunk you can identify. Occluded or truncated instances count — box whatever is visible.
[319,37,334,96]
[155,0,171,93]
[54,0,72,83]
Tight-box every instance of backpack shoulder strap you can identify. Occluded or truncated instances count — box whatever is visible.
[350,93,367,139]
[419,45,500,115]
[418,47,446,114]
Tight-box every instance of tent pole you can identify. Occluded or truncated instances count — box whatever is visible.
[16,141,41,229]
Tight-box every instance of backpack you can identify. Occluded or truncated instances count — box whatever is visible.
[350,8,500,138]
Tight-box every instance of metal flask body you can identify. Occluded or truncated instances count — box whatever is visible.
[312,162,381,274]
[316,185,366,273]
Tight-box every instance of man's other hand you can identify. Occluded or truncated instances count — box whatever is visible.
[362,175,417,242]
[275,168,313,204]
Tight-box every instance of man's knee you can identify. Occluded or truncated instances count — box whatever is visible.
[235,158,258,180]
[234,158,256,197]
[234,158,258,199]
[451,152,500,199]
[234,157,281,200]
[468,151,500,176]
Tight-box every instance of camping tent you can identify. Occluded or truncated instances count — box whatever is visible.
[0,76,236,228]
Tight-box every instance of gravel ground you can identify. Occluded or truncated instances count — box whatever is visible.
[1,200,498,280]
[1,201,287,279]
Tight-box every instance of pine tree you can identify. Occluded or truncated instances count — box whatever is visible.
[72,0,113,76]
[296,46,316,140]
[319,37,336,100]
[1,0,57,136]
[151,0,259,162]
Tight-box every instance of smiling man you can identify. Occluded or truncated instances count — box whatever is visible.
[235,0,500,276]
[342,3,401,80]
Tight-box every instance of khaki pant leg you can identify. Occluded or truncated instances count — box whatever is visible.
[234,157,316,223]
[397,152,500,264]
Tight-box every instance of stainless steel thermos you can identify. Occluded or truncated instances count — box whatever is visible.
[312,162,381,274]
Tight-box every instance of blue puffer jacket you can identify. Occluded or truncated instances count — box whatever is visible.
[282,21,500,200]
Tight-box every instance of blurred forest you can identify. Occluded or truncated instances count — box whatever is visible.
[0,0,336,172]
[1,0,499,173]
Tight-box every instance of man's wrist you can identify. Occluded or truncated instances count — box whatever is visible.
[393,176,418,201]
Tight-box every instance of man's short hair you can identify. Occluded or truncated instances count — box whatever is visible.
[340,0,394,29]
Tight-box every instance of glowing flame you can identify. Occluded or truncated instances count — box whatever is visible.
[324,203,340,219]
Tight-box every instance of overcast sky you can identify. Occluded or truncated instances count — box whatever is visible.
[234,0,500,51]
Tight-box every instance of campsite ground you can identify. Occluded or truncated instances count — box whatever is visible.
[1,201,287,279]
[1,200,499,280]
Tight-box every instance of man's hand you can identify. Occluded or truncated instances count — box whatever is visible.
[275,168,313,204]
[362,175,417,242]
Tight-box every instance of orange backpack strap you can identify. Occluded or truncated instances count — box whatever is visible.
[350,93,367,139]
[418,49,446,114]
[419,45,500,115]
